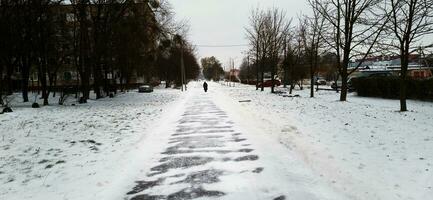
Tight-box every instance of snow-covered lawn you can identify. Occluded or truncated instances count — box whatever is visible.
[217,82,433,200]
[0,88,181,200]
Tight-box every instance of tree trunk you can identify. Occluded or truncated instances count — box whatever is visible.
[340,48,350,101]
[102,67,108,96]
[0,65,3,105]
[81,71,90,100]
[93,63,102,99]
[6,62,13,95]
[260,60,264,91]
[21,56,31,102]
[399,75,407,111]
[310,62,314,98]
[271,63,275,93]
[78,2,91,101]
[400,49,409,112]
[38,57,49,106]
[39,69,49,106]
[52,74,57,97]
[340,70,348,101]
[256,60,259,90]
[261,69,264,91]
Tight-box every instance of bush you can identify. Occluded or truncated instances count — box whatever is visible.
[32,103,40,108]
[3,107,13,113]
[352,77,433,100]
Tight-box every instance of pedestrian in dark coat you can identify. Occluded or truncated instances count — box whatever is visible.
[203,81,208,92]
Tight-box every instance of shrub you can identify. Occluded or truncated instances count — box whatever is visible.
[352,77,433,101]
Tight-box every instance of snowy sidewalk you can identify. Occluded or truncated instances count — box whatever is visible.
[123,83,344,200]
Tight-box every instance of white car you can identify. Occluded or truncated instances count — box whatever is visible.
[138,85,153,93]
[315,78,327,85]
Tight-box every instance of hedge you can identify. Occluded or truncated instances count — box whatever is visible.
[351,77,433,100]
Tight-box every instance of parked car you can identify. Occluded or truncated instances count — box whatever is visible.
[257,79,281,87]
[331,80,342,89]
[331,72,395,90]
[315,78,327,85]
[331,77,355,90]
[365,71,394,77]
[138,85,153,93]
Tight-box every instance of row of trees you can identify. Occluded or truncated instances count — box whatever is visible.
[244,0,433,111]
[245,8,290,94]
[0,0,200,107]
[244,6,336,95]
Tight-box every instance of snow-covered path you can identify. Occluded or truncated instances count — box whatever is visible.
[123,83,344,200]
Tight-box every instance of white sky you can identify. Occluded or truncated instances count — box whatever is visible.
[170,0,310,68]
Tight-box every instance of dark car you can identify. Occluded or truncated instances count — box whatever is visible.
[365,72,394,77]
[258,80,281,87]
[331,72,395,90]
[138,85,153,93]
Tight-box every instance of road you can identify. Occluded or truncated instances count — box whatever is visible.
[123,82,344,200]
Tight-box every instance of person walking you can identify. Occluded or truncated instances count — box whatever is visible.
[203,81,208,92]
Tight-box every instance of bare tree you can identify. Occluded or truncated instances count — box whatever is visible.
[313,0,389,101]
[265,8,291,93]
[386,0,433,111]
[246,8,265,91]
[1,0,196,108]
[304,0,326,98]
[246,7,291,93]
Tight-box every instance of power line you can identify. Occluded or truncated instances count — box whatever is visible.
[195,44,249,48]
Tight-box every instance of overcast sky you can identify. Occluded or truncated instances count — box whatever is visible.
[170,0,310,68]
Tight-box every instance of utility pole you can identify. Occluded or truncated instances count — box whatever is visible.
[283,37,288,88]
[229,59,231,87]
[176,34,186,92]
[183,56,187,91]
[227,60,231,87]
[247,55,250,84]
[232,59,235,87]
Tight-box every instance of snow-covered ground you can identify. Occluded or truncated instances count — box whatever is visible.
[1,82,432,200]
[217,82,433,200]
[0,88,182,200]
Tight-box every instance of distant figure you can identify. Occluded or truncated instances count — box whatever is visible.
[203,81,208,92]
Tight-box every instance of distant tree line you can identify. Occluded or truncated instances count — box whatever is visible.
[0,0,199,108]
[201,56,224,81]
[243,0,433,111]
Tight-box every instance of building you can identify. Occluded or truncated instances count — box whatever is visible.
[349,54,433,79]
[4,1,160,91]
